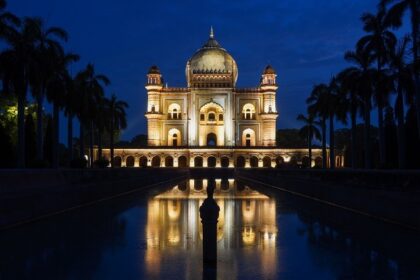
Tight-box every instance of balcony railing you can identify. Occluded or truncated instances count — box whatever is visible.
[242,114,256,120]
[167,113,182,120]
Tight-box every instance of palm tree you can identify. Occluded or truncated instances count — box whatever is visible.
[389,36,415,168]
[297,113,321,168]
[0,0,19,37]
[344,48,375,169]
[106,94,128,168]
[327,77,348,169]
[95,95,108,161]
[337,68,364,168]
[46,52,79,168]
[307,83,329,168]
[0,18,37,168]
[64,75,79,164]
[381,0,420,136]
[75,64,110,167]
[357,7,397,167]
[27,17,68,163]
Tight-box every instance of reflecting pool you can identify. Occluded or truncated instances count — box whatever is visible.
[1,178,420,279]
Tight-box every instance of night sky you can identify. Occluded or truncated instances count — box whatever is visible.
[9,0,385,142]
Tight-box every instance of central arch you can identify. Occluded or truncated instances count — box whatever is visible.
[207,133,217,146]
[199,101,224,146]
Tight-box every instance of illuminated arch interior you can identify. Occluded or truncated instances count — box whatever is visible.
[242,128,256,146]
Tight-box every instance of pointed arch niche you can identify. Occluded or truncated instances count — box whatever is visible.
[199,101,225,146]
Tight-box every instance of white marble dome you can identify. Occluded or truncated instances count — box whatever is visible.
[186,28,238,84]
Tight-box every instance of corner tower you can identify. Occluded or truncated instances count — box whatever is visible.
[260,65,278,146]
[145,65,164,146]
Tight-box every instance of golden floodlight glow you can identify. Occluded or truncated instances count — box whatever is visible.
[93,30,345,168]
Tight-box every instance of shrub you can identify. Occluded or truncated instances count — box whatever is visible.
[70,157,88,168]
[94,158,110,168]
[29,159,50,168]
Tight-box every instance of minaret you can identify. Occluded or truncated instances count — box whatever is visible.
[260,65,278,146]
[145,65,164,146]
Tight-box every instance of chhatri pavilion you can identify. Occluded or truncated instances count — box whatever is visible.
[98,28,343,168]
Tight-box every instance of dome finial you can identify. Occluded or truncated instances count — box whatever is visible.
[210,26,214,38]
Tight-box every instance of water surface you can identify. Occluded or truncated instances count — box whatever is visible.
[1,178,419,279]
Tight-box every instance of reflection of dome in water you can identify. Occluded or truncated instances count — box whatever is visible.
[186,27,238,85]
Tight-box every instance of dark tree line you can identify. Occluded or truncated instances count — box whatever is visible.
[0,1,128,168]
[297,0,420,169]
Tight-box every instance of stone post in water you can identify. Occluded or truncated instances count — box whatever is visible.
[199,182,220,265]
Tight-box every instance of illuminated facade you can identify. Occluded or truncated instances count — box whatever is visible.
[146,28,277,147]
[97,28,345,168]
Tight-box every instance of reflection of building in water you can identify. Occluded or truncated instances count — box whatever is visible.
[145,179,277,277]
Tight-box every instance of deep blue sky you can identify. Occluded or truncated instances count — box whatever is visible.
[9,0,386,141]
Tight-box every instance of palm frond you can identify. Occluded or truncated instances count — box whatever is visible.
[384,1,408,28]
[46,27,68,41]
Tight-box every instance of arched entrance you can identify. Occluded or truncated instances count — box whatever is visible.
[207,133,217,146]
[152,156,161,167]
[250,156,259,167]
[242,128,256,147]
[139,156,148,167]
[194,156,203,167]
[221,157,229,168]
[165,156,174,167]
[236,156,245,168]
[207,156,216,167]
[178,156,187,167]
[263,156,271,168]
[168,128,181,146]
[126,156,135,167]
